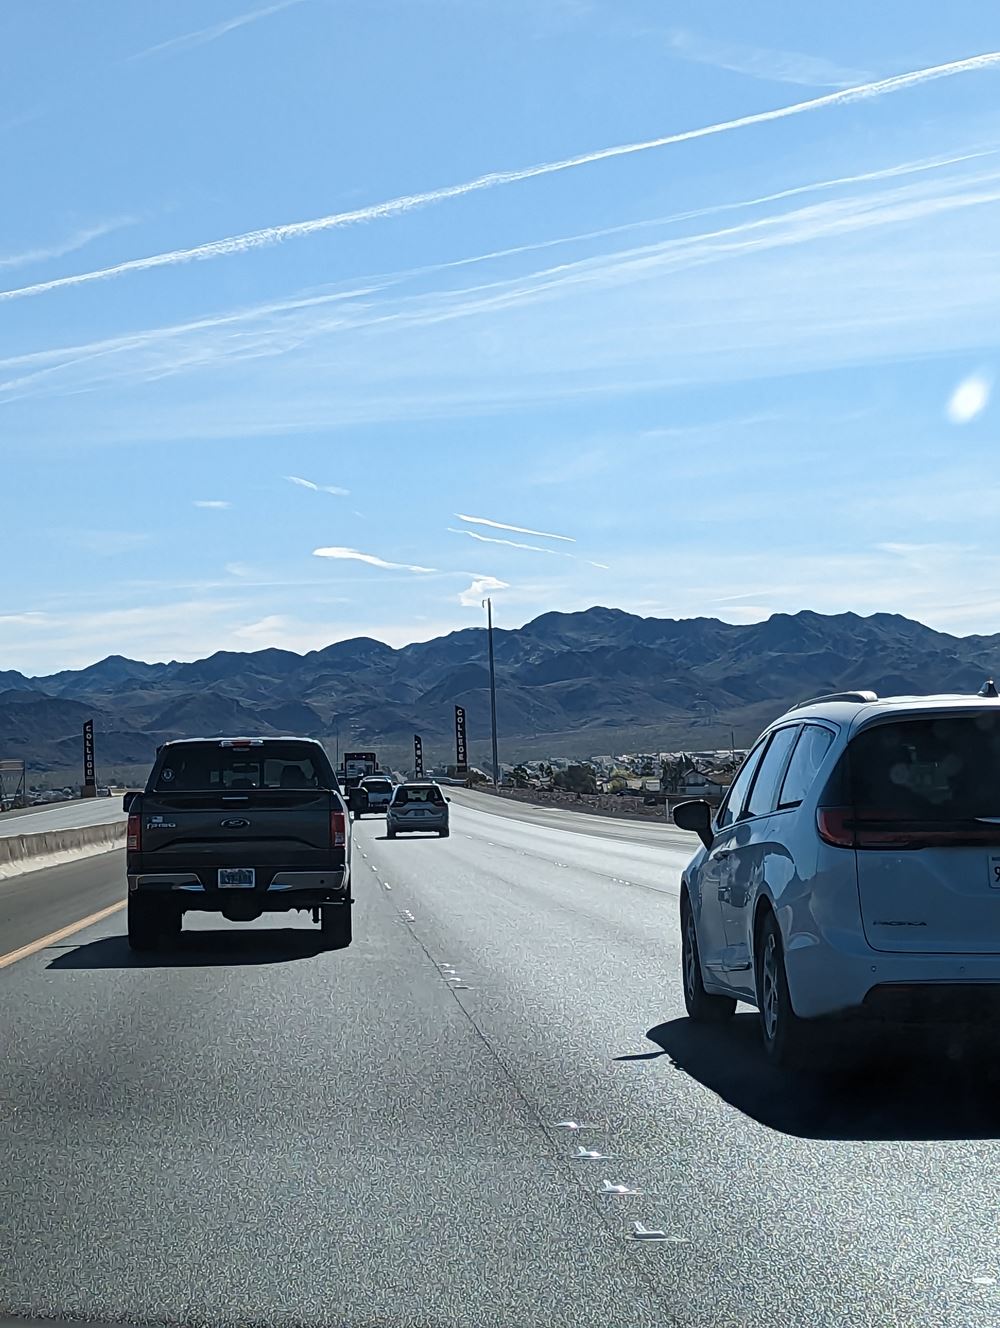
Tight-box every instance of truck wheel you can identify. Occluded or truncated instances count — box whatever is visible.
[127,898,159,952]
[386,829,396,839]
[439,828,450,838]
[320,902,352,950]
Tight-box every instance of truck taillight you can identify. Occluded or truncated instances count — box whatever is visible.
[331,809,346,848]
[127,813,141,851]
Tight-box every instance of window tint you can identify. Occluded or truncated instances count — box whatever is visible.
[745,726,800,818]
[778,725,835,808]
[715,741,766,829]
[394,785,445,805]
[153,742,330,791]
[849,714,1000,820]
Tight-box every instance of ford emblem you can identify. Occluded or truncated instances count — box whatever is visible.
[220,817,250,829]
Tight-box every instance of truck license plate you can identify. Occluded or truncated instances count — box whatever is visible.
[219,867,255,888]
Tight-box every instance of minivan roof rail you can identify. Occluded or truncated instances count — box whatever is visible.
[788,689,878,712]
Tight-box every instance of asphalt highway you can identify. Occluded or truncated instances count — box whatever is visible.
[2,790,1000,1327]
[0,797,125,837]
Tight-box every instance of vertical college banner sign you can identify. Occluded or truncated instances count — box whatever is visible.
[82,719,96,789]
[454,706,469,776]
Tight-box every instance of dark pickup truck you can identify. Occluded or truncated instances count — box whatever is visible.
[124,736,352,952]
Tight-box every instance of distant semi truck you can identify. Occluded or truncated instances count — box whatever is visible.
[341,751,379,791]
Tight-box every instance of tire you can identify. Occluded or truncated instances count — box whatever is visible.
[127,897,160,952]
[680,893,736,1023]
[755,910,808,1068]
[320,902,352,950]
[439,828,450,838]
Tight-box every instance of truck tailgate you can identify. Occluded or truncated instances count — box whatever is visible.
[138,790,338,864]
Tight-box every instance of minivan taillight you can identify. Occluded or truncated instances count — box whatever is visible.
[127,813,141,851]
[816,806,853,847]
[331,808,346,848]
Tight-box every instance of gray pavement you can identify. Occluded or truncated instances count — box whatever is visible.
[2,795,1000,1326]
[0,797,125,837]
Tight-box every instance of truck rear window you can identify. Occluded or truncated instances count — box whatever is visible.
[153,743,333,792]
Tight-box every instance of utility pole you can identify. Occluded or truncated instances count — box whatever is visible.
[484,597,500,787]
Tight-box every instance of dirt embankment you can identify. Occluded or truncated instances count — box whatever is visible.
[472,784,677,824]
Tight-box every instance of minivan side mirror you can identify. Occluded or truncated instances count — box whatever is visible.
[122,790,140,812]
[672,799,714,849]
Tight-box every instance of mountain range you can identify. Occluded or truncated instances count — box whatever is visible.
[4,606,1000,778]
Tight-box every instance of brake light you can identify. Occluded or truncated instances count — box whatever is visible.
[127,813,141,851]
[331,808,346,848]
[817,805,1000,850]
[816,806,854,847]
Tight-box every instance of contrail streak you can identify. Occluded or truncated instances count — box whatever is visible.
[2,50,998,304]
[455,512,576,541]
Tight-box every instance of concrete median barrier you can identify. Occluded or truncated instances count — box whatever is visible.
[0,820,126,881]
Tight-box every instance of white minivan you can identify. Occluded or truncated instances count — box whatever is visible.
[674,687,1000,1066]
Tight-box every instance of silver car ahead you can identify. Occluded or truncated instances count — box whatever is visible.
[386,782,450,838]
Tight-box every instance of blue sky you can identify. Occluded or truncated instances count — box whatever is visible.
[4,1,1000,672]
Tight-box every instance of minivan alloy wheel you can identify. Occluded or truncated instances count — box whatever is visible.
[683,910,699,1003]
[760,931,780,1042]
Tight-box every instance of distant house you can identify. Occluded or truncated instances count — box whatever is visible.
[662,753,734,800]
[678,767,730,799]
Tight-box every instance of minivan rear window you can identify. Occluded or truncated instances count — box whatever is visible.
[851,715,1000,818]
[840,714,1000,846]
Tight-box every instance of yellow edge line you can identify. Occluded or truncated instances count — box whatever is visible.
[0,899,125,971]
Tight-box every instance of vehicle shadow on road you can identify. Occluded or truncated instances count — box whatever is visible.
[640,1015,1000,1141]
[47,928,328,969]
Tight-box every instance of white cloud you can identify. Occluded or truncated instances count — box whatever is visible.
[286,474,350,495]
[0,218,136,271]
[669,30,869,89]
[312,546,437,573]
[4,149,996,423]
[448,528,572,557]
[225,562,253,577]
[458,575,510,607]
[449,529,607,571]
[193,499,231,509]
[946,371,992,423]
[455,512,576,542]
[3,51,999,303]
[129,0,304,61]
